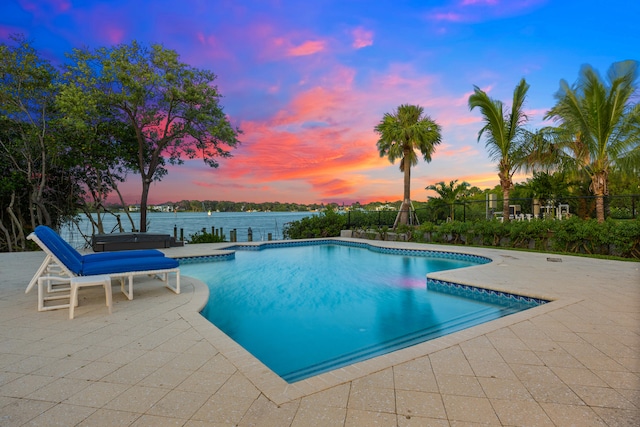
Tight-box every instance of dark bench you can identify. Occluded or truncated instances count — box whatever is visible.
[92,232,182,252]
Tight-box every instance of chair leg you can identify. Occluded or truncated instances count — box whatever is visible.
[104,279,113,314]
[69,282,78,319]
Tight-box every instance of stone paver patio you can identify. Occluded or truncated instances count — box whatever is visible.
[0,238,638,426]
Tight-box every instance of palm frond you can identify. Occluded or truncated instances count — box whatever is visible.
[374,103,441,165]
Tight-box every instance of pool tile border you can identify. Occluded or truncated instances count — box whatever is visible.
[427,278,549,307]
[184,238,492,265]
[177,251,235,264]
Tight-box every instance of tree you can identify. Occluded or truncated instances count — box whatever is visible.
[374,104,441,227]
[542,61,640,222]
[468,79,531,222]
[0,35,81,251]
[425,180,470,221]
[55,114,139,235]
[0,36,59,232]
[60,41,241,232]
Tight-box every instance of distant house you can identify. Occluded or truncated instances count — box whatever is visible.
[375,204,397,211]
[149,204,174,212]
[127,205,140,212]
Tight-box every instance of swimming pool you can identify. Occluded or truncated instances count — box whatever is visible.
[182,241,545,382]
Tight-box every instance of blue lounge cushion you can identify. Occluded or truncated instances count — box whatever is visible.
[83,249,164,263]
[33,226,173,276]
[34,226,83,274]
[81,256,179,276]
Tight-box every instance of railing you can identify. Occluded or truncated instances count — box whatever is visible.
[344,194,639,227]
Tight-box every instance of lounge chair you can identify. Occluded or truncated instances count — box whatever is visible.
[26,225,180,311]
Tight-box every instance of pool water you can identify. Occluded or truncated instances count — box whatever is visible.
[183,243,537,382]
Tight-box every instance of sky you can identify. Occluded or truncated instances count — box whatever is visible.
[2,0,638,205]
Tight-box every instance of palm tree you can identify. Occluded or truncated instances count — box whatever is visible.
[468,79,530,222]
[374,104,442,227]
[425,180,470,221]
[543,61,640,222]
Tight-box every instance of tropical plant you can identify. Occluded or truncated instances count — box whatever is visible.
[425,179,471,221]
[468,79,531,222]
[59,41,242,232]
[541,61,640,222]
[374,104,441,227]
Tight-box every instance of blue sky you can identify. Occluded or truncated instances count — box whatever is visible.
[2,0,638,204]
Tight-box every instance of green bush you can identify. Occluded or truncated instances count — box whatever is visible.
[188,229,226,243]
[283,210,346,239]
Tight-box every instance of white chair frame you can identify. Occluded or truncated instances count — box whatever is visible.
[26,232,180,311]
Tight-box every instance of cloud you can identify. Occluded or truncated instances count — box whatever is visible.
[461,0,499,5]
[19,0,71,15]
[427,0,547,23]
[287,40,326,56]
[0,25,23,39]
[351,27,373,49]
[103,25,126,45]
[194,31,235,62]
[309,177,356,197]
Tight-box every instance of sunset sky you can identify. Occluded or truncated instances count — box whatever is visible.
[2,0,638,205]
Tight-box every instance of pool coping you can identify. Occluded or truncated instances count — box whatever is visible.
[171,237,578,405]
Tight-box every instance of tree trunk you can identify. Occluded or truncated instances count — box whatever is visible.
[394,149,413,227]
[395,199,410,227]
[7,192,26,250]
[591,172,607,223]
[0,220,12,252]
[595,195,605,223]
[403,151,411,202]
[499,168,511,222]
[139,179,150,232]
[502,187,510,222]
[108,172,136,232]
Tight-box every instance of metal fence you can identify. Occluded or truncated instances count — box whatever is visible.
[344,194,639,228]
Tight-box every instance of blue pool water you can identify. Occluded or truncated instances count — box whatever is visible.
[183,243,541,382]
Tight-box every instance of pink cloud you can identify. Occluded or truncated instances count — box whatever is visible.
[287,40,326,56]
[435,143,478,158]
[194,31,234,62]
[19,0,70,14]
[309,178,356,197]
[0,25,23,39]
[351,27,373,49]
[427,0,546,23]
[103,25,126,45]
[225,20,332,62]
[431,12,465,22]
[461,0,499,5]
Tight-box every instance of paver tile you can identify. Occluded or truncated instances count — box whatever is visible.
[442,395,500,424]
[490,398,554,426]
[345,408,397,427]
[348,384,396,413]
[395,389,446,419]
[541,402,608,426]
[103,384,169,413]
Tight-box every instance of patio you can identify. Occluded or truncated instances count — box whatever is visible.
[0,239,638,426]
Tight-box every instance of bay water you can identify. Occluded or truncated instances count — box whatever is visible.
[62,211,317,249]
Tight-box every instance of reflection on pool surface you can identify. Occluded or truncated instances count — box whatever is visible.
[182,242,543,382]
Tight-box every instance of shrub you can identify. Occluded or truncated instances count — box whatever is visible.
[188,229,226,243]
[283,210,346,239]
